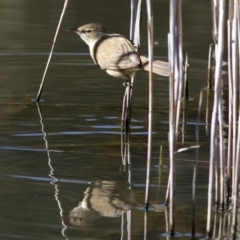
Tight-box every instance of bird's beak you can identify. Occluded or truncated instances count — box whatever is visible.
[67,28,78,32]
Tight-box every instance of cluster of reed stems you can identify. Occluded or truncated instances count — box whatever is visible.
[206,0,240,238]
[139,0,240,237]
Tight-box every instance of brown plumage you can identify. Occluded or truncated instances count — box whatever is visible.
[69,23,169,79]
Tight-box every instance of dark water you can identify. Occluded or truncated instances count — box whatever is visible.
[0,0,223,239]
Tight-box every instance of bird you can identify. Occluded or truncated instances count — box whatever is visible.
[68,23,169,80]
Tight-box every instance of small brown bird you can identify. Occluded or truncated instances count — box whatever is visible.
[69,23,169,80]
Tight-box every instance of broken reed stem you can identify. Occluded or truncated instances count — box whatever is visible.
[159,146,163,185]
[183,53,189,100]
[145,0,153,210]
[207,44,214,89]
[181,98,187,146]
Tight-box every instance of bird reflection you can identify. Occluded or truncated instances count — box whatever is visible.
[70,180,137,227]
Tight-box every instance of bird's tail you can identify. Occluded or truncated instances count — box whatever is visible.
[140,56,169,76]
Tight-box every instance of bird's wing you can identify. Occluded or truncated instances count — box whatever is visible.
[92,34,141,70]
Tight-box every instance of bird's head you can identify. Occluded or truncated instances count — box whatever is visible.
[68,23,109,46]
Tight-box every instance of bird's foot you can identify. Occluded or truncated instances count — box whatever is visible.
[123,81,133,88]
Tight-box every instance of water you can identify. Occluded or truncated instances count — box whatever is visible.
[0,0,222,239]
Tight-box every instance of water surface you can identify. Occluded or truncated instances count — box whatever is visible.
[0,0,217,239]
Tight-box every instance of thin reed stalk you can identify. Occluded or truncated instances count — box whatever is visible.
[165,174,170,206]
[218,98,225,209]
[231,15,238,202]
[167,0,183,234]
[34,0,69,102]
[145,0,154,209]
[205,89,210,136]
[214,141,219,205]
[168,27,176,234]
[175,0,183,136]
[231,0,240,236]
[181,100,186,146]
[226,20,233,199]
[212,0,219,43]
[130,0,138,41]
[232,117,240,236]
[133,0,143,50]
[167,0,183,235]
[207,0,226,237]
[144,211,148,240]
[183,53,189,100]
[159,146,163,185]
[207,44,214,89]
[192,90,203,237]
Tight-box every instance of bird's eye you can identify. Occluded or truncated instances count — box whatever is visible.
[85,30,92,33]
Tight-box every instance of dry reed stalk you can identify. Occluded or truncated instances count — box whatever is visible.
[230,47,235,190]
[212,0,219,43]
[168,29,176,234]
[192,90,203,237]
[133,0,143,50]
[207,44,214,88]
[230,15,238,202]
[205,89,211,136]
[181,100,186,146]
[218,95,225,209]
[231,1,240,236]
[165,174,170,206]
[130,0,138,41]
[214,138,219,205]
[144,211,148,240]
[34,0,69,102]
[227,20,233,200]
[183,53,189,100]
[145,0,154,209]
[167,0,183,235]
[159,146,163,185]
[207,0,226,237]
[175,0,183,136]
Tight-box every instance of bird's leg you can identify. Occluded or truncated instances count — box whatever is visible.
[128,75,135,121]
[121,80,129,127]
[121,77,134,128]
[121,86,127,123]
